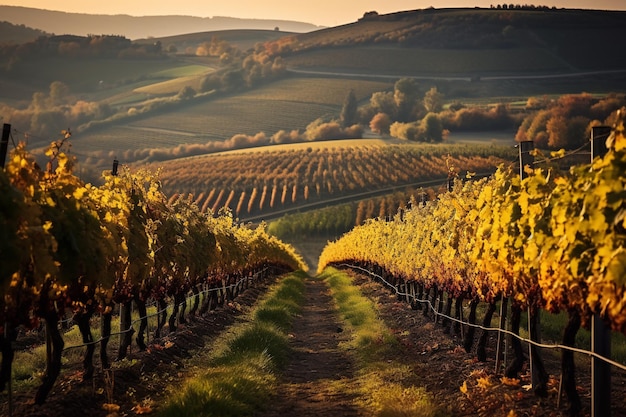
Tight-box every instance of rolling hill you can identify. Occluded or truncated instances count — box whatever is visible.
[276,7,626,73]
[0,5,322,40]
[2,6,626,227]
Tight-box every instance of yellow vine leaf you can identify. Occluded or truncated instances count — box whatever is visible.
[477,376,492,389]
[459,381,468,395]
[605,247,626,287]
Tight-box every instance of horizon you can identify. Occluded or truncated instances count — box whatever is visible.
[1,1,625,27]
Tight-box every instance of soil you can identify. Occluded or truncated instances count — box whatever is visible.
[2,268,625,417]
[0,278,272,417]
[258,275,361,417]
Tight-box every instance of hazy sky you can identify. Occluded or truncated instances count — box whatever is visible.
[3,1,625,27]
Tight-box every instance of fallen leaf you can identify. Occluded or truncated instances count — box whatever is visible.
[103,403,120,412]
[460,380,469,396]
[500,376,521,387]
[132,404,154,415]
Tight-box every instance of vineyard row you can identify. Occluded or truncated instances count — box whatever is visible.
[1,138,305,405]
[318,118,626,415]
[158,143,511,217]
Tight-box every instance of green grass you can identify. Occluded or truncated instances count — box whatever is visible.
[539,310,626,365]
[158,271,306,417]
[150,65,214,78]
[320,267,447,417]
[133,65,216,95]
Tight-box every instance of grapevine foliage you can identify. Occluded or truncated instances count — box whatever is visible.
[1,137,306,332]
[320,113,626,334]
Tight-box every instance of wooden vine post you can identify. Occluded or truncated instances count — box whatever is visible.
[591,125,612,417]
[518,140,548,395]
[494,296,508,373]
[1,125,11,415]
[497,140,535,375]
[0,123,10,168]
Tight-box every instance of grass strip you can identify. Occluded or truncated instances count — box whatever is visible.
[320,267,449,417]
[158,271,306,417]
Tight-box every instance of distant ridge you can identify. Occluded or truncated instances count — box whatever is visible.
[0,6,323,40]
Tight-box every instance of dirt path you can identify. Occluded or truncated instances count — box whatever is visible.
[4,269,625,416]
[259,275,363,417]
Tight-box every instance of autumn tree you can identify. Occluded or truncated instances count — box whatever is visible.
[369,91,396,118]
[389,121,419,141]
[393,77,420,122]
[423,86,444,113]
[420,113,444,142]
[340,89,358,127]
[370,112,391,135]
[48,81,70,106]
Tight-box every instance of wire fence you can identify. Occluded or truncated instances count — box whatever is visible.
[55,268,269,352]
[341,263,626,372]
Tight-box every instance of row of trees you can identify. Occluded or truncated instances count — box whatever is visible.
[350,77,626,150]
[0,80,114,139]
[1,34,164,73]
[515,93,626,149]
[352,78,517,142]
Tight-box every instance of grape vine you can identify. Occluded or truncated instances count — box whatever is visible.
[319,112,626,412]
[0,137,305,403]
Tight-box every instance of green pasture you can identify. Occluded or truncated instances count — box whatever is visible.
[149,64,214,78]
[133,74,208,96]
[72,126,199,156]
[133,64,215,95]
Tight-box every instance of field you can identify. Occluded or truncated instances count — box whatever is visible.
[7,57,192,99]
[284,46,570,76]
[71,76,394,169]
[132,64,216,95]
[155,142,513,219]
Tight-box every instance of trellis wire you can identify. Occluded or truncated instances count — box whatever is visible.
[342,263,626,372]
[61,269,266,352]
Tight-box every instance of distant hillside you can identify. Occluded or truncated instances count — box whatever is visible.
[274,7,626,73]
[0,20,47,43]
[135,29,293,54]
[0,6,322,40]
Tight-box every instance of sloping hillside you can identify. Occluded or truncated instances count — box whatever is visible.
[0,20,47,43]
[271,7,626,74]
